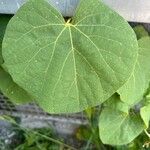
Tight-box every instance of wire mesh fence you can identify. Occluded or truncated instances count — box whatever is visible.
[1,0,150,23]
[0,93,88,126]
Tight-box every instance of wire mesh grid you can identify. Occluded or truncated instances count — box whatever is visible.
[0,93,88,125]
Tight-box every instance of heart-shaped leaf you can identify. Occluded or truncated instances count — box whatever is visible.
[2,0,138,113]
[99,95,145,145]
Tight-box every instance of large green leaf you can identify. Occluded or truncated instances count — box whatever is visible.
[2,0,138,113]
[99,96,145,145]
[0,15,12,64]
[0,67,32,104]
[118,37,150,106]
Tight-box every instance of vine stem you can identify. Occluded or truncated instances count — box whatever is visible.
[144,129,150,138]
[84,135,93,150]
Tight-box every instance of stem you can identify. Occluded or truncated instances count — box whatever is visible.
[66,18,72,24]
[144,129,150,138]
[84,106,106,150]
[84,135,93,150]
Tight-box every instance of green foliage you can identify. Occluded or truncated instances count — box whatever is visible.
[140,93,150,128]
[99,95,146,145]
[0,115,76,150]
[118,37,150,106]
[76,125,108,150]
[141,103,150,128]
[0,67,32,104]
[76,102,150,149]
[0,0,150,147]
[104,94,129,113]
[0,115,16,124]
[2,0,138,113]
[0,15,12,64]
[14,128,60,150]
[133,25,149,40]
[0,15,32,104]
[115,132,150,150]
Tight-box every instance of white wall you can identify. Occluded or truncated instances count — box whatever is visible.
[0,0,150,23]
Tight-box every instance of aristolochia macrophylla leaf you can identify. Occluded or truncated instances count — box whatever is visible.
[99,107,145,145]
[2,0,138,113]
[99,95,145,145]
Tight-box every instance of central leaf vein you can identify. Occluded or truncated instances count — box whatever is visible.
[69,26,80,110]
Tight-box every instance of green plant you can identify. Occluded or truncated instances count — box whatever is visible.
[14,128,63,150]
[2,0,138,113]
[76,107,150,150]
[0,15,32,105]
[0,115,76,150]
[0,0,150,147]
